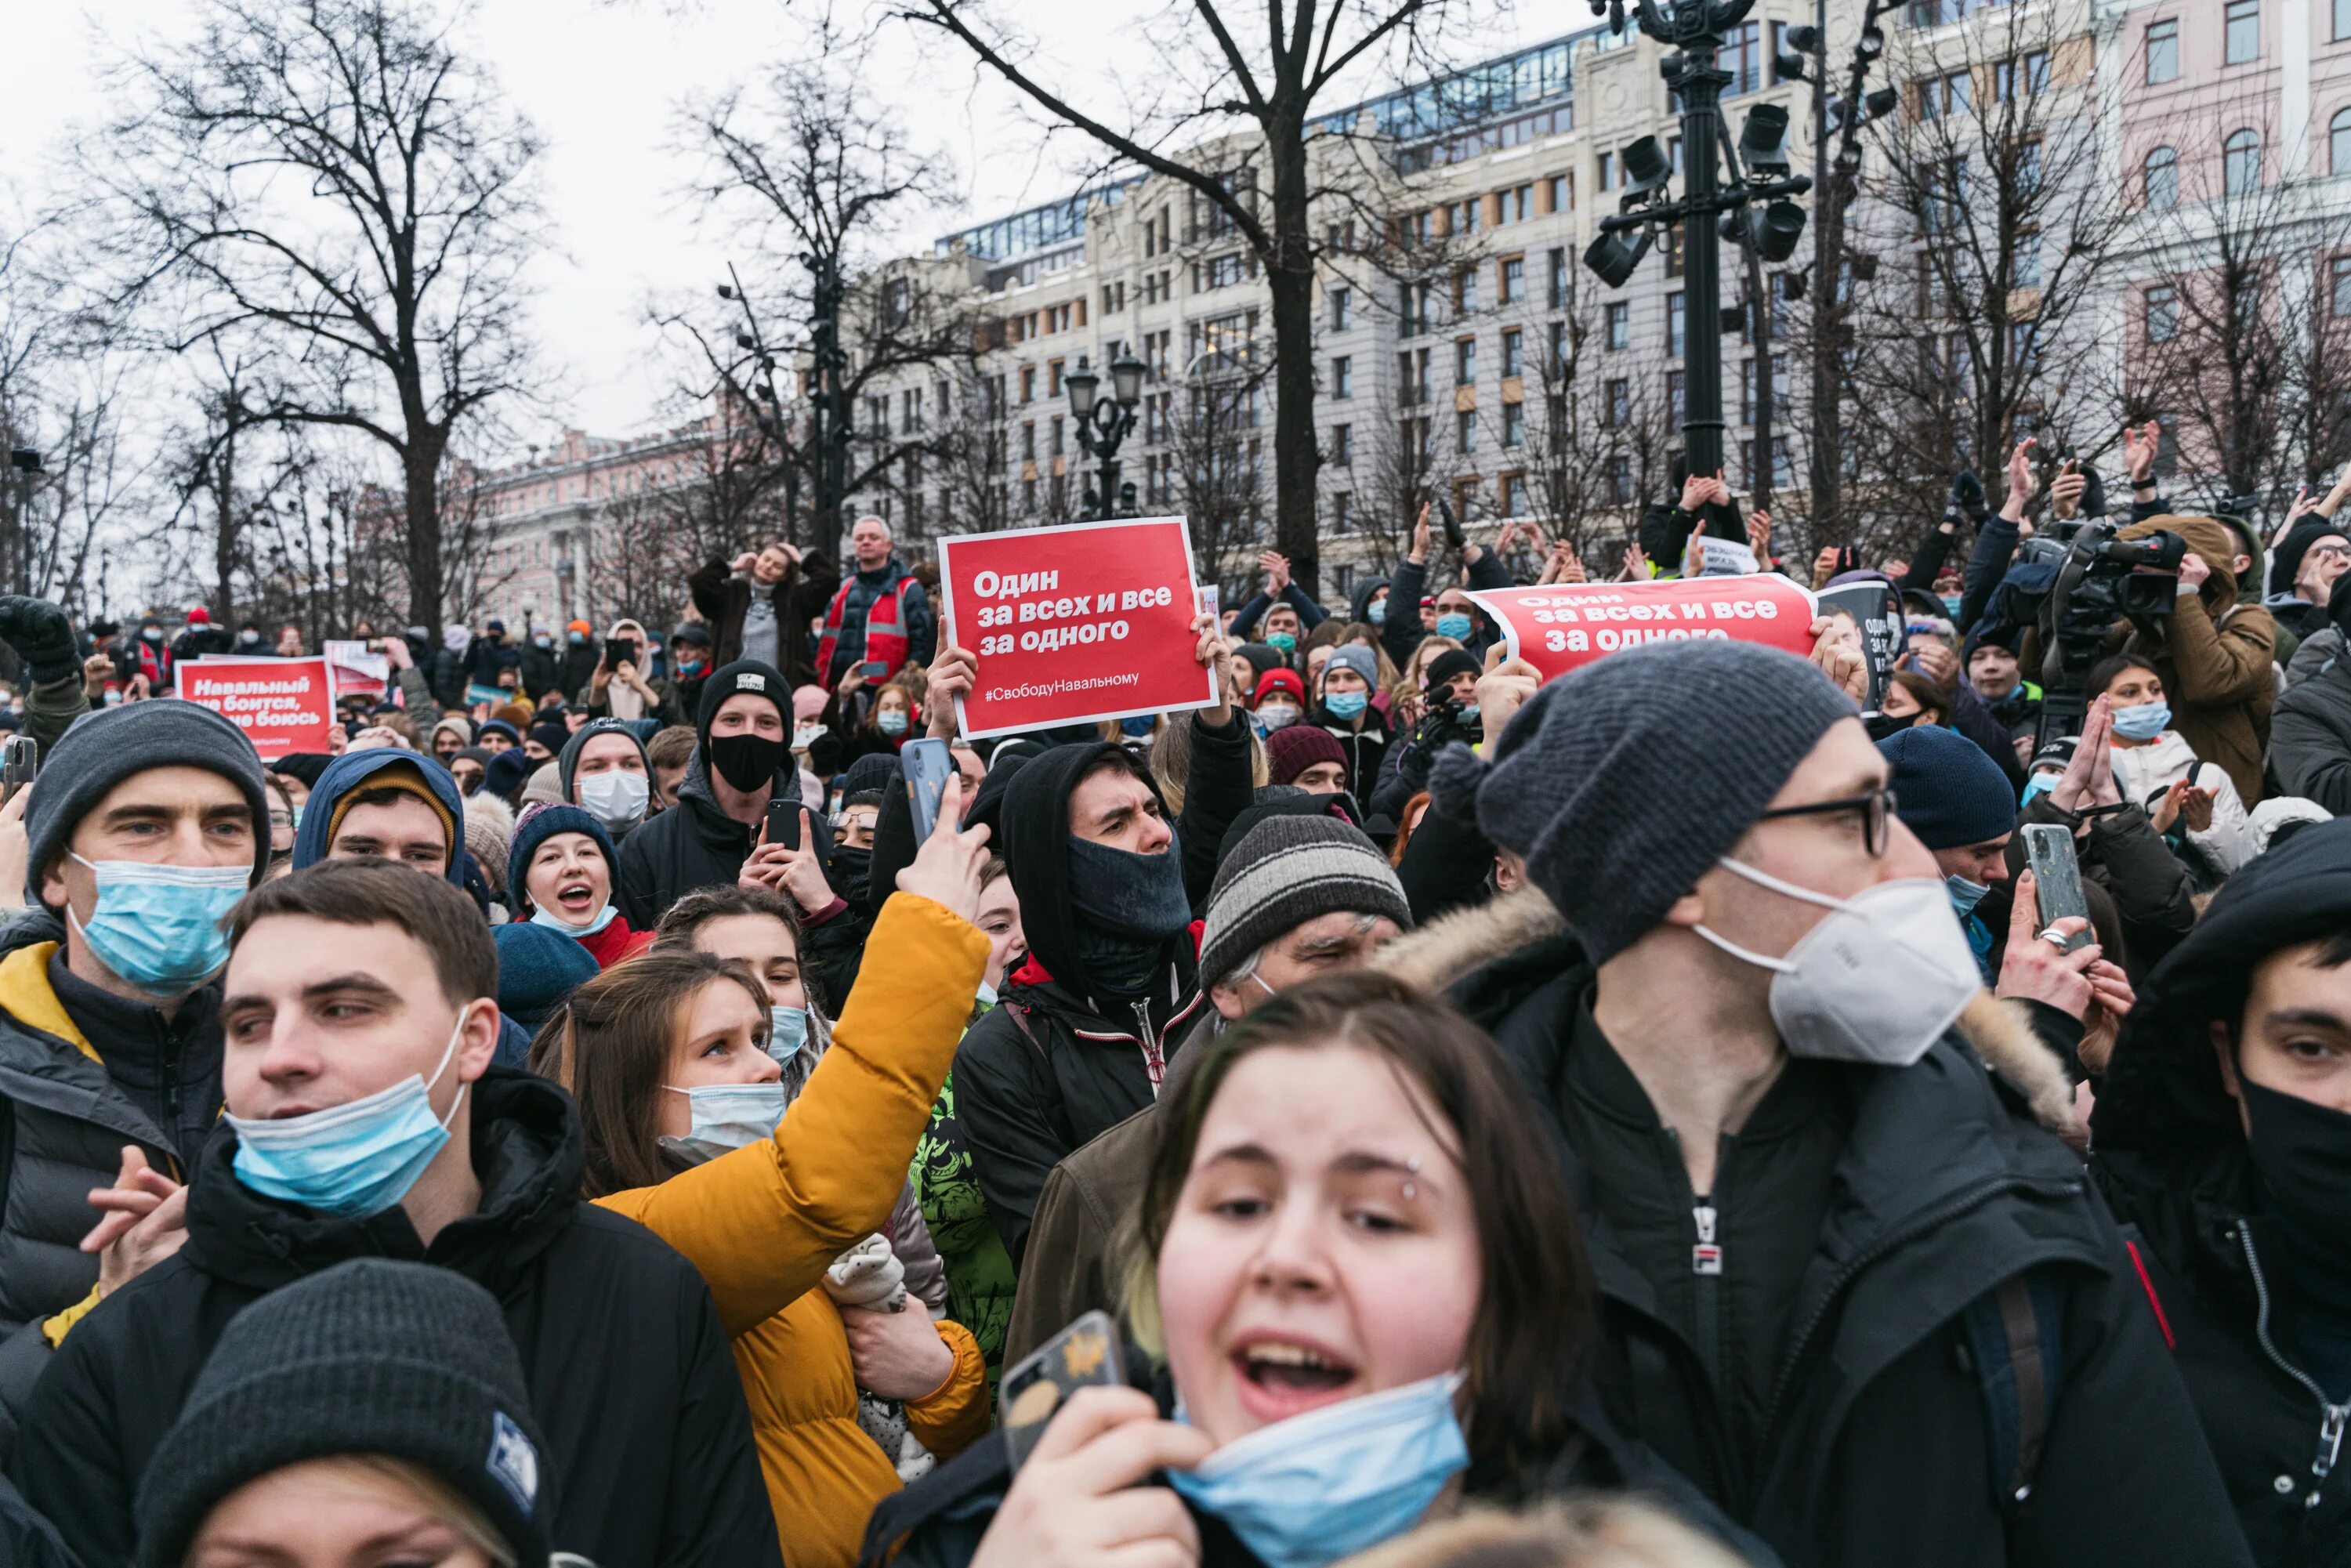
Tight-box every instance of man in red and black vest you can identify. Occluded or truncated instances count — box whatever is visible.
[817,515,935,685]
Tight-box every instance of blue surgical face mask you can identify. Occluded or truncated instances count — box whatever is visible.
[1367,598,1387,625]
[2110,701,2171,741]
[877,709,909,737]
[1167,1371,1469,1568]
[67,855,250,994]
[661,1081,788,1161]
[766,1005,807,1066]
[1941,595,1963,617]
[1946,873,1991,916]
[1121,715,1157,737]
[1324,690,1368,721]
[1266,632,1298,654]
[226,1005,473,1216]
[530,900,618,939]
[1435,612,1473,641]
[2021,774,2057,808]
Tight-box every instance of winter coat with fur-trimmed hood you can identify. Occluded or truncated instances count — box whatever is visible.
[1385,886,2251,1568]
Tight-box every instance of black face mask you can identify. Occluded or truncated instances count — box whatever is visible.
[2243,1077,2351,1275]
[1864,710,1910,744]
[829,843,872,904]
[708,733,785,793]
[1066,831,1191,1000]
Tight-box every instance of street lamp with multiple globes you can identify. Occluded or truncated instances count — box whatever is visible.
[1065,349,1147,520]
[1581,0,1813,482]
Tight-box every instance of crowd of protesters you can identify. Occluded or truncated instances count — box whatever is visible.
[0,457,2347,1568]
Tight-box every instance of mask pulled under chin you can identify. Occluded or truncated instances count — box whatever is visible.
[1167,1371,1469,1568]
[708,733,786,792]
[1692,858,1980,1067]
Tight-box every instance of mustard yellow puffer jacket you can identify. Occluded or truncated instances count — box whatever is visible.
[599,893,994,1566]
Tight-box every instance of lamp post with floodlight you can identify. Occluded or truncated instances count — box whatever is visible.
[1065,349,1147,520]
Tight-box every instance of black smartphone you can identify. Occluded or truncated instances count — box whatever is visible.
[901,737,955,842]
[2021,823,2093,954]
[2,735,36,804]
[860,660,889,680]
[1001,1310,1127,1474]
[763,798,801,852]
[1436,498,1466,550]
[603,637,638,670]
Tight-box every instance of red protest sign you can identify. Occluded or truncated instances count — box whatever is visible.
[1469,574,1817,683]
[176,656,336,760]
[938,516,1217,740]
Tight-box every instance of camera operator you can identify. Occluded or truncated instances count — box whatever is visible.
[1366,646,1483,824]
[2111,510,2277,808]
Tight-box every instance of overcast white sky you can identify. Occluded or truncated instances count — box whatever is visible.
[2,0,1563,444]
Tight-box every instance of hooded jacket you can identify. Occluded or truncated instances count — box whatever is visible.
[11,1070,784,1568]
[614,661,807,929]
[596,894,992,1567]
[1348,574,1392,628]
[0,907,229,1456]
[1416,889,2251,1568]
[556,719,652,820]
[2091,818,2351,1565]
[2117,516,2279,807]
[290,751,468,889]
[950,741,1208,1269]
[2270,622,2351,812]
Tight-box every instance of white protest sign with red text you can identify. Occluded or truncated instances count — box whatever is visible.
[938,516,1218,740]
[176,656,337,759]
[1469,574,1817,684]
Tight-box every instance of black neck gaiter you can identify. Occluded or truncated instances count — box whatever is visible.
[1066,831,1190,1001]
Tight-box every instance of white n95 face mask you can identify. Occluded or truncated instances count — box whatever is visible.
[1692,858,1979,1067]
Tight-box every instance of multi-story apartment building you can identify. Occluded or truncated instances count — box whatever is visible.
[460,0,2351,629]
[816,14,1832,602]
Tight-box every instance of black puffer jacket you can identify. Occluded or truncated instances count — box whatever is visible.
[2269,647,2351,813]
[0,911,223,1455]
[2092,819,2351,1566]
[1441,900,2251,1568]
[11,1069,782,1568]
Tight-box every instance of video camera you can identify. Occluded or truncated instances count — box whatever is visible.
[2030,517,2186,751]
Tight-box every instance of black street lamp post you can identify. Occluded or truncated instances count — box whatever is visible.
[1067,350,1147,520]
[1582,0,1812,483]
[719,254,849,553]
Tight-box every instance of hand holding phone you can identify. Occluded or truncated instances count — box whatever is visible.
[901,738,955,842]
[763,798,802,852]
[1001,1311,1128,1473]
[2020,824,2092,952]
[860,660,889,681]
[2,735,36,805]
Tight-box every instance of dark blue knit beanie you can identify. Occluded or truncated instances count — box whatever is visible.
[1876,724,2016,850]
[505,802,618,914]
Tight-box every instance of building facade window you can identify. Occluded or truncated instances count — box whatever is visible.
[1502,328,1524,378]
[1607,302,1629,350]
[1330,286,1352,330]
[1331,423,1353,465]
[1331,355,1353,398]
[2333,256,2351,317]
[1667,292,1686,357]
[2225,0,2259,63]
[2226,128,2262,194]
[1548,248,1567,309]
[2334,110,2351,176]
[2144,145,2179,210]
[2146,19,2178,84]
[1455,338,1477,385]
[1500,256,1523,304]
[1502,401,1524,448]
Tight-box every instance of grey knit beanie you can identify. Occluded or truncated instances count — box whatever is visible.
[1198,815,1412,990]
[1432,640,1856,962]
[134,1258,556,1568]
[24,700,271,905]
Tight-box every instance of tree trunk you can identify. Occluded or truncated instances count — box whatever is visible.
[1264,109,1320,596]
[403,432,447,643]
[212,418,238,627]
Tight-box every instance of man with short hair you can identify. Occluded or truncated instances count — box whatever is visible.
[645,722,697,811]
[614,661,806,927]
[816,516,933,685]
[1436,637,2248,1568]
[13,860,783,1566]
[0,701,268,1447]
[1967,631,2041,756]
[2092,819,2351,1564]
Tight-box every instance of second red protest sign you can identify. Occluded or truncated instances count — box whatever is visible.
[937,516,1217,740]
[175,656,338,759]
[1469,574,1817,684]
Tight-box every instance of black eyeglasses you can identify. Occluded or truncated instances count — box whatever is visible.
[1757,787,1898,857]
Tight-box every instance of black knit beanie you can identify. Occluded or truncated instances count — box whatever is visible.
[134,1258,556,1568]
[1432,639,1856,962]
